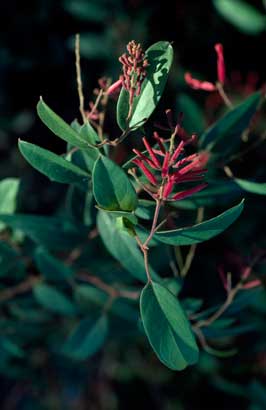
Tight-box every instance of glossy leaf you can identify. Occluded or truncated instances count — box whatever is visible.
[34,247,74,282]
[200,92,261,154]
[213,0,266,35]
[62,315,108,360]
[117,41,173,130]
[0,214,87,250]
[140,282,199,370]
[33,283,76,315]
[37,98,93,149]
[234,178,266,195]
[154,200,244,246]
[97,211,159,282]
[0,178,19,231]
[19,140,90,188]
[93,155,138,211]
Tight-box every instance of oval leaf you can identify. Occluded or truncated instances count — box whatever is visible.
[213,0,266,35]
[37,98,93,149]
[234,178,266,195]
[199,92,261,155]
[62,315,108,360]
[97,211,159,282]
[154,200,244,246]
[33,283,76,315]
[19,140,90,188]
[34,247,74,282]
[140,282,199,370]
[117,41,173,130]
[93,155,137,211]
[0,178,19,232]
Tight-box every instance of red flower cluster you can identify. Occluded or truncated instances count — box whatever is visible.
[132,132,208,201]
[118,41,148,107]
[185,43,226,92]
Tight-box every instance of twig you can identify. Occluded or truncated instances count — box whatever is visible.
[75,34,87,124]
[180,207,204,277]
[0,276,40,304]
[216,82,233,109]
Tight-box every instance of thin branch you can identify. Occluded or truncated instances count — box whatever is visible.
[216,82,233,109]
[75,34,87,124]
[180,207,204,277]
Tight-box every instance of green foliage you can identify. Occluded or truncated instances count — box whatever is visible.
[33,283,76,315]
[140,282,199,370]
[37,98,94,149]
[34,247,75,282]
[200,92,261,155]
[97,211,158,282]
[0,178,19,231]
[117,41,173,130]
[19,140,90,188]
[213,0,266,35]
[154,200,244,245]
[234,178,266,195]
[93,155,138,211]
[62,315,108,360]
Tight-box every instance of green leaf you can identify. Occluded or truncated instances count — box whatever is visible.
[96,208,138,225]
[0,214,87,250]
[0,178,19,231]
[80,122,99,144]
[62,315,108,360]
[117,41,173,130]
[34,247,74,282]
[19,140,90,188]
[234,178,266,195]
[33,283,76,315]
[176,94,205,134]
[154,200,244,245]
[0,240,25,278]
[200,92,261,154]
[140,282,199,370]
[97,211,159,282]
[213,0,266,35]
[93,155,138,211]
[37,98,93,149]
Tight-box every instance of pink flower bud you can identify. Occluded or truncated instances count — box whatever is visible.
[132,159,158,186]
[185,72,216,92]
[162,177,175,199]
[215,43,226,85]
[242,279,261,289]
[172,183,208,200]
[142,137,161,168]
[106,79,123,96]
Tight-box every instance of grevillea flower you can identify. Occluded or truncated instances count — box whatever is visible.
[132,133,208,201]
[185,43,226,92]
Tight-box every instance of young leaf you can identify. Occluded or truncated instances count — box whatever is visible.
[37,98,93,149]
[0,214,87,250]
[97,211,159,282]
[140,282,199,370]
[154,200,244,246]
[33,283,76,315]
[213,0,266,35]
[234,178,266,195]
[117,41,173,130]
[34,247,74,282]
[0,178,19,232]
[199,92,261,154]
[93,155,138,211]
[19,140,90,188]
[62,315,108,360]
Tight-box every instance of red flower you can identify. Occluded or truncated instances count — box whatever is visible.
[132,133,208,201]
[184,43,226,92]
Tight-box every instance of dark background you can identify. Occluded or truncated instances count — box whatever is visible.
[0,1,266,409]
